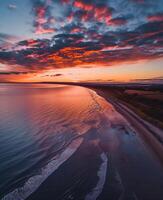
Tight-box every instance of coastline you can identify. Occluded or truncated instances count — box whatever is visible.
[91,87,163,164]
[26,86,163,200]
[26,128,107,200]
[1,84,163,200]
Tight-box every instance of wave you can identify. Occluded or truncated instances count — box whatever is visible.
[85,152,108,200]
[1,138,83,200]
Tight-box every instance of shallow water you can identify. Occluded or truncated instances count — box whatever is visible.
[0,84,163,200]
[0,84,100,197]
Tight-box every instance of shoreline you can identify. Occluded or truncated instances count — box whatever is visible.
[26,128,105,200]
[25,87,163,200]
[1,84,163,200]
[91,87,163,164]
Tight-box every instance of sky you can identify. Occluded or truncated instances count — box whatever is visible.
[0,0,163,83]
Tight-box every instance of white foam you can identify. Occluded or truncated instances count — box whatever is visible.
[2,138,83,200]
[85,152,108,200]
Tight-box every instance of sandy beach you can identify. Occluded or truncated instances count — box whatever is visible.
[92,87,163,163]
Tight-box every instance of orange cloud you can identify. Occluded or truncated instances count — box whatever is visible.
[148,14,163,22]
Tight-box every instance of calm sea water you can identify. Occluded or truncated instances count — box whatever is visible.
[0,84,163,200]
[0,84,103,198]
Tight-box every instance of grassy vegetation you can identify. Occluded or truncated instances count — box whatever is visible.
[92,86,163,129]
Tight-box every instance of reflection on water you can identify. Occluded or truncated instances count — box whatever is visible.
[0,84,102,197]
[0,84,163,200]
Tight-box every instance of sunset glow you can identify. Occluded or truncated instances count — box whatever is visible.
[1,1,163,199]
[0,0,163,83]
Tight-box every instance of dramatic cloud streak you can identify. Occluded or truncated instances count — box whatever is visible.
[148,13,163,22]
[0,0,163,81]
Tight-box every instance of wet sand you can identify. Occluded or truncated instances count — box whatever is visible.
[93,87,163,163]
